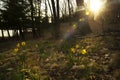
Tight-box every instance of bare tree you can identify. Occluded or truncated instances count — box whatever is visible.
[1,29,4,39]
[68,0,71,16]
[76,0,84,6]
[50,0,60,38]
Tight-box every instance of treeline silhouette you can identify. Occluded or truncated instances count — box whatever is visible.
[0,0,84,40]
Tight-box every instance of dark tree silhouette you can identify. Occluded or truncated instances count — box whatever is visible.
[1,0,29,39]
[76,0,84,6]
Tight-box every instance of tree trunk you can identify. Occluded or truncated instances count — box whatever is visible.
[7,29,11,38]
[48,0,53,18]
[51,0,57,22]
[19,27,24,40]
[51,0,60,38]
[56,0,60,38]
[29,0,37,38]
[76,0,84,6]
[1,29,4,39]
[56,0,60,19]
[45,0,47,17]
[68,0,71,16]
[64,0,67,15]
[13,30,19,40]
[38,0,41,19]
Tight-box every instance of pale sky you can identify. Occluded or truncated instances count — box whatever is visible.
[0,1,2,8]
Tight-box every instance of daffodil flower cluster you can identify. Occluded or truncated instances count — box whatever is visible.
[70,44,87,54]
[13,41,26,54]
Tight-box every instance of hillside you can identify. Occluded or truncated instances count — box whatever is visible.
[0,28,120,80]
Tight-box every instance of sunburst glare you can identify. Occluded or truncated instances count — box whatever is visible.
[89,0,103,13]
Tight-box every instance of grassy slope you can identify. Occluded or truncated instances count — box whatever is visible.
[0,31,120,80]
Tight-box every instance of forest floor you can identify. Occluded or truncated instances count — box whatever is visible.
[0,21,120,80]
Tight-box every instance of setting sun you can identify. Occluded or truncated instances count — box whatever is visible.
[89,0,103,13]
[84,0,106,14]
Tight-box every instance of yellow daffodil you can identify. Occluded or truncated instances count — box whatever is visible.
[16,43,20,47]
[71,48,76,53]
[81,49,87,54]
[21,41,26,46]
[14,48,19,53]
[75,44,80,49]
